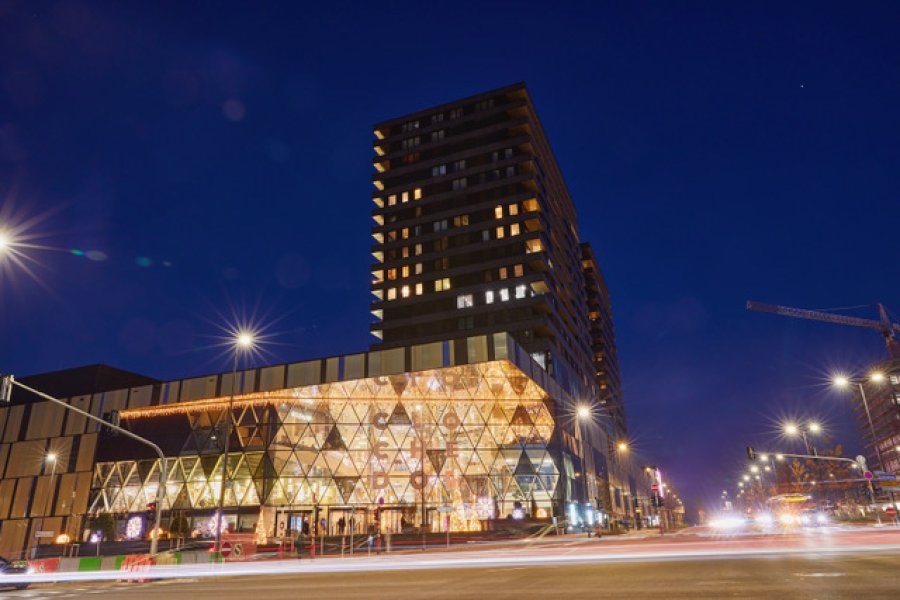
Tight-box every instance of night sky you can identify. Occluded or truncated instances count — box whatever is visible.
[2,1,899,516]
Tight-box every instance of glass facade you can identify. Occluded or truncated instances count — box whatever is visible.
[91,360,562,535]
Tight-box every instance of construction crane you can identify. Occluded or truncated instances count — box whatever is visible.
[746,301,900,359]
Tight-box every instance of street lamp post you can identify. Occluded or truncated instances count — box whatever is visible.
[835,373,893,524]
[35,452,57,553]
[576,405,592,534]
[834,374,886,471]
[215,333,255,554]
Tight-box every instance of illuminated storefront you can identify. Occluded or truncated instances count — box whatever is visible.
[89,334,586,537]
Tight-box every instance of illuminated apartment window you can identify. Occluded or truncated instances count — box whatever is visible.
[415,283,423,295]
[494,205,504,219]
[432,164,447,177]
[401,265,410,278]
[401,228,409,239]
[499,267,508,280]
[387,288,397,300]
[456,294,474,309]
[401,285,411,298]
[514,264,524,277]
[453,214,469,227]
[523,198,539,212]
[388,194,397,206]
[415,263,423,275]
[496,226,505,239]
[515,284,527,299]
[499,288,510,302]
[387,230,397,242]
[433,220,448,232]
[414,187,423,200]
[434,277,451,292]
[387,268,397,280]
[402,246,409,258]
[453,159,466,171]
[525,239,543,253]
[485,290,495,304]
[510,223,520,236]
[415,244,423,256]
[401,191,409,203]
[401,120,420,132]
[509,203,519,216]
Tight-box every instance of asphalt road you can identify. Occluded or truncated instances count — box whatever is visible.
[3,528,899,599]
[4,553,899,600]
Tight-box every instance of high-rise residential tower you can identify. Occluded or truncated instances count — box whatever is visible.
[369,83,607,405]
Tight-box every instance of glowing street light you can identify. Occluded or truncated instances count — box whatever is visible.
[577,405,591,420]
[617,441,629,453]
[236,332,255,349]
[782,420,821,455]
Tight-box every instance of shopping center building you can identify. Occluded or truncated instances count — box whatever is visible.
[1,333,637,557]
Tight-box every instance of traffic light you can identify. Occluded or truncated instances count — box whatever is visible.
[147,501,157,521]
[102,410,121,435]
[0,375,13,405]
[746,446,757,461]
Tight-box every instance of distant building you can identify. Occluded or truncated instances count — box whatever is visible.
[857,359,900,476]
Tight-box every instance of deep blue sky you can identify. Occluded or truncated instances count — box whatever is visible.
[2,1,898,515]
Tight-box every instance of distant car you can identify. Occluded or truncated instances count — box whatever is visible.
[0,555,29,590]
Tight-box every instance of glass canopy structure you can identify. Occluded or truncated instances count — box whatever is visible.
[90,335,580,536]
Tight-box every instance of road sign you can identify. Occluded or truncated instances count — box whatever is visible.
[651,483,659,492]
[874,472,898,481]
[864,471,874,480]
[34,531,54,538]
[221,541,232,557]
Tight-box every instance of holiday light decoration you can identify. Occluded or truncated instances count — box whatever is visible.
[92,360,562,532]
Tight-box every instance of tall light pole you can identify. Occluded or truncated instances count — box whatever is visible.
[576,405,591,507]
[835,372,894,523]
[834,373,886,471]
[35,452,57,552]
[215,332,255,554]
